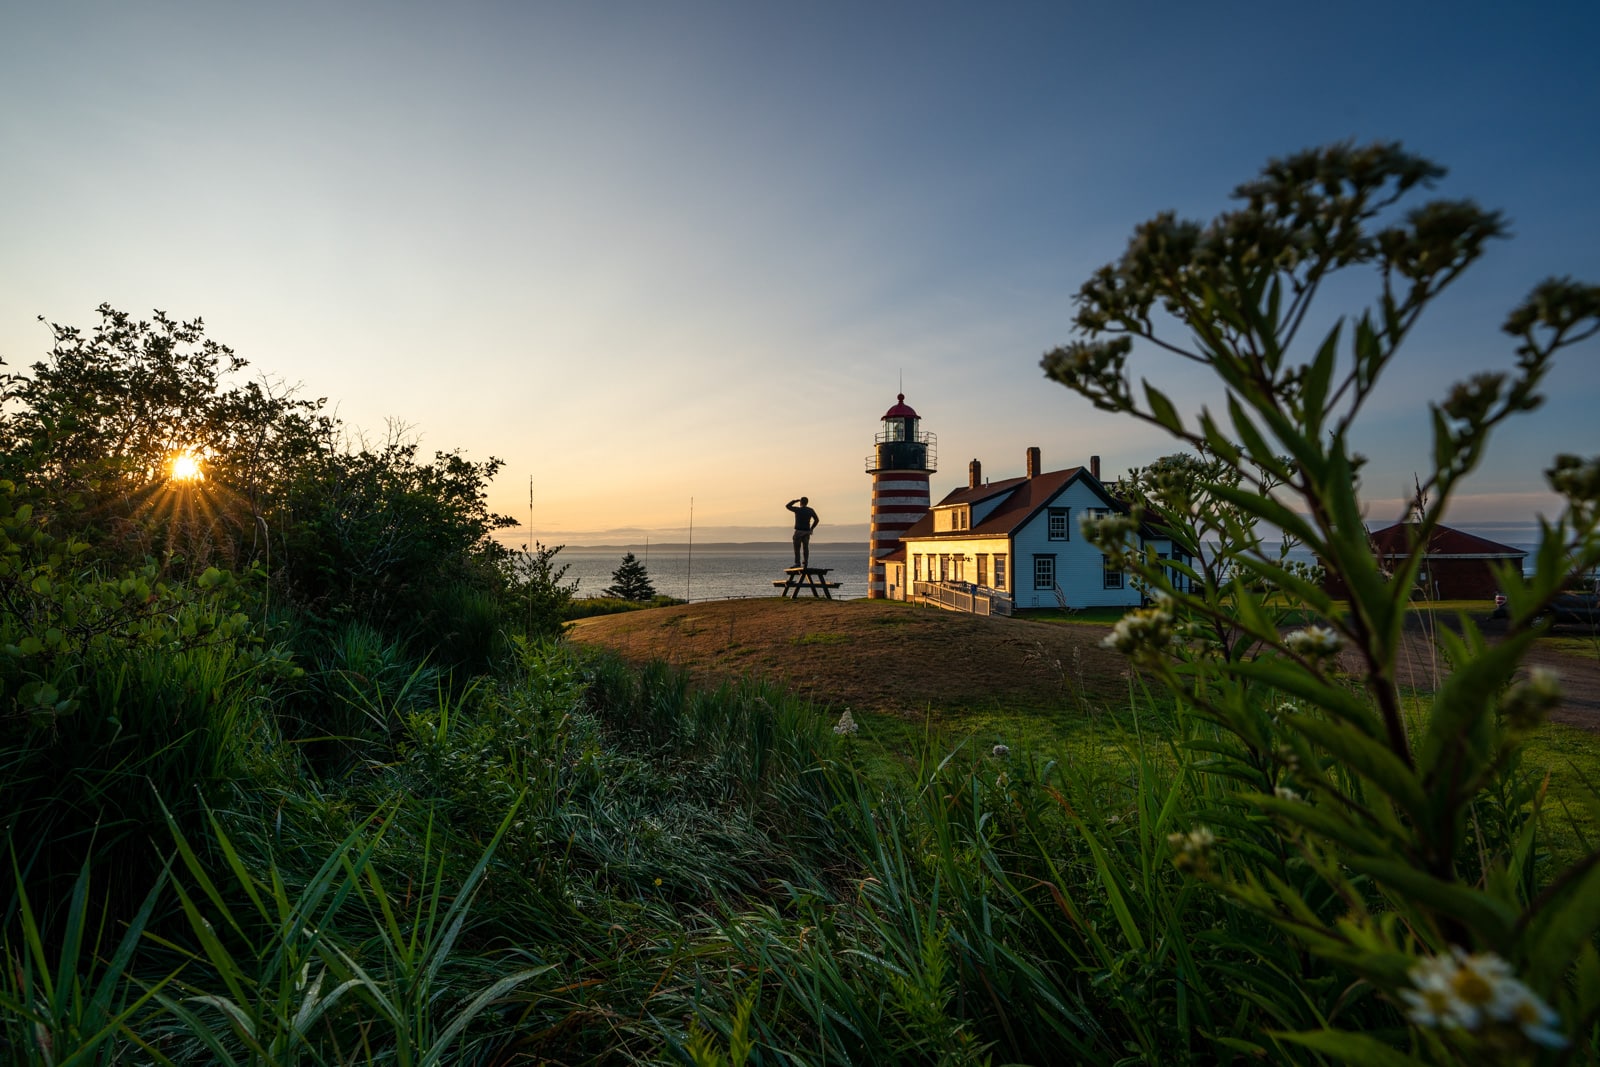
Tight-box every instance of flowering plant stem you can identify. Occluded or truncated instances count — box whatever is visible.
[1046,142,1600,1061]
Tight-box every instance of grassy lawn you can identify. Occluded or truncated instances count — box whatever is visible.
[1544,633,1600,661]
[1521,724,1600,863]
[572,597,1600,860]
[1015,605,1130,625]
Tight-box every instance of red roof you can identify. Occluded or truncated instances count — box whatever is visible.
[1368,522,1526,558]
[901,467,1099,540]
[882,393,918,420]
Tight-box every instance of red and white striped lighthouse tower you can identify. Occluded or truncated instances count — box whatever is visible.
[865,394,937,598]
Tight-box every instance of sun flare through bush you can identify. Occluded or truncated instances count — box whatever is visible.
[169,449,205,483]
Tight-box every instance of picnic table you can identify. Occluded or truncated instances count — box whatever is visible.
[772,566,841,600]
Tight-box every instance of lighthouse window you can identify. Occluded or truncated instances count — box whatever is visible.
[1047,508,1070,541]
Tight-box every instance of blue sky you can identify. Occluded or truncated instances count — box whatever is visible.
[2,2,1596,543]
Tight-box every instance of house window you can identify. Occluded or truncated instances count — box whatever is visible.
[939,554,950,581]
[1034,555,1056,591]
[1102,554,1124,590]
[976,553,989,588]
[913,554,923,582]
[993,554,1007,590]
[1047,507,1070,541]
[952,555,965,582]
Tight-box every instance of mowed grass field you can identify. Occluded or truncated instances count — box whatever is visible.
[570,597,1600,852]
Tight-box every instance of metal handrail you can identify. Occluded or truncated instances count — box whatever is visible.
[865,431,938,473]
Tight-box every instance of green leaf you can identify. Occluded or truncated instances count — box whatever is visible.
[1207,481,1319,547]
[1275,1029,1426,1066]
[1345,855,1517,946]
[1226,394,1291,481]
[1254,793,1391,856]
[1417,628,1538,783]
[1525,852,1600,988]
[1226,657,1380,735]
[1283,713,1428,822]
[1072,815,1146,952]
[1143,380,1185,433]
[1300,321,1341,433]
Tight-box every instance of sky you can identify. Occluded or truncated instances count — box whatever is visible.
[2,1,1597,545]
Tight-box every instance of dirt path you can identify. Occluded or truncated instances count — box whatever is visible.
[1386,615,1600,729]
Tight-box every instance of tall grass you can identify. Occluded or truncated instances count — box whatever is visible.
[4,623,1596,1063]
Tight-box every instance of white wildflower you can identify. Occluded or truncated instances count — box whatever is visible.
[1400,948,1566,1047]
[1101,604,1175,659]
[1284,625,1341,657]
[992,743,1010,758]
[1501,983,1567,1048]
[1502,666,1563,730]
[1167,825,1215,852]
[1273,786,1302,802]
[833,709,858,735]
[1167,825,1216,874]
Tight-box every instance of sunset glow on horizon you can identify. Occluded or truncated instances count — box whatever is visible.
[3,3,1596,545]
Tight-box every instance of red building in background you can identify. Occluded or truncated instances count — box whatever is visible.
[1322,522,1526,600]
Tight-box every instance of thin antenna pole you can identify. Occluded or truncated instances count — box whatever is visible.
[686,497,694,601]
[527,476,534,632]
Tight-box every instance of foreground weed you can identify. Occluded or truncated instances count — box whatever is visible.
[1048,141,1600,1060]
[0,859,171,1066]
[151,794,548,1065]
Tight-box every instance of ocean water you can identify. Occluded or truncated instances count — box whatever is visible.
[548,539,1542,605]
[555,542,869,602]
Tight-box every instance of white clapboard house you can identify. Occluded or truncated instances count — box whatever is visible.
[888,447,1187,613]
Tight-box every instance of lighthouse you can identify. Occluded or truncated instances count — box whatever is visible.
[865,394,937,598]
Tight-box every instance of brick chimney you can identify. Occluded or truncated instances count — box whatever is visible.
[1026,446,1041,478]
[1090,455,1101,479]
[968,459,982,489]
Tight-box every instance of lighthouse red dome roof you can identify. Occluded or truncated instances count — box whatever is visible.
[882,393,918,419]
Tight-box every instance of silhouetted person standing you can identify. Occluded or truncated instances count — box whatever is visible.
[786,497,820,568]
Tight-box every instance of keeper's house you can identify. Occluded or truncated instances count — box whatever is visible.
[891,447,1188,613]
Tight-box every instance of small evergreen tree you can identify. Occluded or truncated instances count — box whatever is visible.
[605,552,657,601]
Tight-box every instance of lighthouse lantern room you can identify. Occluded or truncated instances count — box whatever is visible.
[864,394,937,598]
